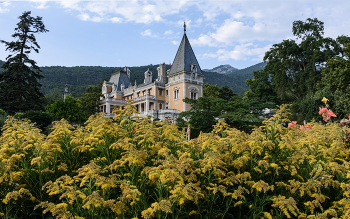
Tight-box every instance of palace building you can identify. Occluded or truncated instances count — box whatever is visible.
[100,23,204,121]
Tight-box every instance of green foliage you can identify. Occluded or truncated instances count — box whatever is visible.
[219,85,236,101]
[0,11,48,114]
[243,18,350,123]
[245,69,279,110]
[0,60,260,99]
[0,109,7,132]
[319,44,350,93]
[292,44,350,122]
[38,65,165,98]
[203,84,220,98]
[14,110,53,131]
[291,89,331,122]
[263,18,349,102]
[46,83,103,124]
[181,86,262,135]
[181,96,226,135]
[225,61,267,91]
[30,64,258,98]
[78,84,103,120]
[44,87,63,105]
[47,95,83,123]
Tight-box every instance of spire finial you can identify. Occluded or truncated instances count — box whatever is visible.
[184,21,186,33]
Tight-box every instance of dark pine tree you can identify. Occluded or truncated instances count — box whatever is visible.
[0,11,48,114]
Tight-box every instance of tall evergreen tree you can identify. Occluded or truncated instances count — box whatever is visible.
[0,11,48,114]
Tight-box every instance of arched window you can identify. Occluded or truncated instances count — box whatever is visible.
[190,88,198,99]
[174,87,180,100]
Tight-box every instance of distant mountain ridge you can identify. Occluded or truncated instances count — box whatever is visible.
[203,64,239,74]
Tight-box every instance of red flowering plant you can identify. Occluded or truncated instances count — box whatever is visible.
[319,97,337,122]
[287,121,312,130]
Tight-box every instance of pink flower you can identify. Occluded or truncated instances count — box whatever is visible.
[326,110,337,118]
[288,121,297,127]
[319,107,337,122]
[319,107,328,115]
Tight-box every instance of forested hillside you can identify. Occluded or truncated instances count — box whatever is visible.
[40,64,255,96]
[225,62,267,86]
[0,60,259,96]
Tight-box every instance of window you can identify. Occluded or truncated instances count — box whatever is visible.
[159,103,163,109]
[174,87,180,100]
[166,89,169,96]
[159,89,163,96]
[190,88,198,99]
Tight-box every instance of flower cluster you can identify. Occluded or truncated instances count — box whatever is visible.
[288,121,312,130]
[319,97,337,122]
[1,103,350,218]
[319,107,337,122]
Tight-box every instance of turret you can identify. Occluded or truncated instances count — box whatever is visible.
[156,63,167,83]
[144,68,152,83]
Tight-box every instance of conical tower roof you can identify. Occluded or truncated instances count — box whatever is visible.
[169,25,202,75]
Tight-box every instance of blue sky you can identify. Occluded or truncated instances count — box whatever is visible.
[0,0,350,70]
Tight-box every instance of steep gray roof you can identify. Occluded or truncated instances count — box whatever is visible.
[169,33,202,75]
[109,69,131,91]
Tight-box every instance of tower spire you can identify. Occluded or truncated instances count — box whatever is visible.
[169,22,202,75]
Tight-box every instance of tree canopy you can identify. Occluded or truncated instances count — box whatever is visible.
[180,85,262,136]
[245,18,350,122]
[47,95,83,123]
[0,11,48,114]
[263,18,350,102]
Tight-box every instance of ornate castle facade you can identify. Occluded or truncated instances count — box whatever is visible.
[100,25,204,121]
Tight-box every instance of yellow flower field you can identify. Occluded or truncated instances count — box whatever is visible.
[1,104,350,218]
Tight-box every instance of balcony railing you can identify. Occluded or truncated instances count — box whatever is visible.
[159,109,180,114]
[133,95,156,102]
[137,109,180,116]
[100,98,126,105]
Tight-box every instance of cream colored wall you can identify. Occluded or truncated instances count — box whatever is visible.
[111,73,202,113]
[185,84,202,111]
[167,82,185,111]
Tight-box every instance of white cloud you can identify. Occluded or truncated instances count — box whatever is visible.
[109,17,123,23]
[7,0,350,67]
[141,29,153,37]
[164,30,173,35]
[51,0,194,24]
[29,0,49,9]
[77,12,104,22]
[191,34,216,47]
[0,1,10,13]
[78,13,90,21]
[201,43,272,61]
